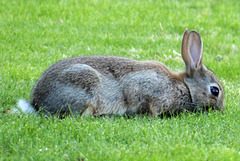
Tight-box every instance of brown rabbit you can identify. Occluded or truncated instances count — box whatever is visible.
[16,29,224,117]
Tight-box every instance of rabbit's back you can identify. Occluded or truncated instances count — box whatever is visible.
[44,55,170,78]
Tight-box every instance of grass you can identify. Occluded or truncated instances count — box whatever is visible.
[0,0,240,160]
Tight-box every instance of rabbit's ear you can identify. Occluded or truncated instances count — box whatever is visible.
[181,29,203,73]
[181,28,190,65]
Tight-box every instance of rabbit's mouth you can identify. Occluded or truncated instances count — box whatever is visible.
[195,102,223,112]
[183,101,221,113]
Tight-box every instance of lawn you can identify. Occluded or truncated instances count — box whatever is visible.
[1,0,240,160]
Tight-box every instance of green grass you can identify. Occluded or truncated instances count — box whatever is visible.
[1,0,240,160]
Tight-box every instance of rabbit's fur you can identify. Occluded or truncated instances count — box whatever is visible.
[18,29,224,117]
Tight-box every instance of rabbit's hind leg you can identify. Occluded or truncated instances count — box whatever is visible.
[44,64,101,115]
[60,64,100,91]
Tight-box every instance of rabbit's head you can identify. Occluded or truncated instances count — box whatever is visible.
[181,29,224,111]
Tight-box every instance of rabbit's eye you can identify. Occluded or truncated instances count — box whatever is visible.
[210,86,219,97]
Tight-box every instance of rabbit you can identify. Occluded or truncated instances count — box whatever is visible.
[16,28,224,117]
